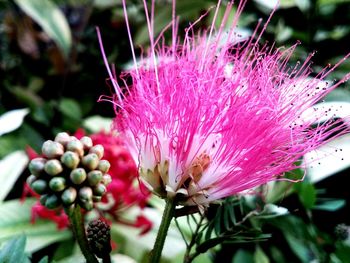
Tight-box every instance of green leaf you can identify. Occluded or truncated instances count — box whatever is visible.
[314,199,346,211]
[317,0,350,5]
[232,249,254,263]
[0,235,30,263]
[294,182,316,209]
[0,151,29,202]
[83,115,112,133]
[14,0,72,57]
[0,198,71,253]
[58,98,82,120]
[38,256,49,263]
[0,108,29,136]
[254,246,270,263]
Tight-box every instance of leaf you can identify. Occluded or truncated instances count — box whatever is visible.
[304,133,350,183]
[0,151,29,202]
[0,235,30,263]
[0,198,71,253]
[135,0,212,45]
[83,115,112,133]
[58,98,82,120]
[38,256,49,263]
[232,249,254,263]
[313,199,346,211]
[254,246,270,263]
[294,182,316,209]
[317,0,350,5]
[110,207,186,262]
[14,0,72,57]
[0,108,29,136]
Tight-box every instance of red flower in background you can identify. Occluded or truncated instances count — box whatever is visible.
[24,130,152,234]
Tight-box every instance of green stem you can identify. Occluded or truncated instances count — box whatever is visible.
[149,198,176,263]
[69,205,99,263]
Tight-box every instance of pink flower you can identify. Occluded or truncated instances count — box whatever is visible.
[99,1,350,207]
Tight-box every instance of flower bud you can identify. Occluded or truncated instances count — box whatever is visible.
[87,170,103,186]
[40,194,48,206]
[66,140,84,157]
[44,160,63,176]
[61,151,80,169]
[98,160,110,173]
[87,219,111,258]
[26,174,37,185]
[80,136,93,150]
[45,194,60,209]
[28,158,46,176]
[31,179,48,194]
[61,187,77,205]
[82,153,99,170]
[79,187,93,202]
[81,200,93,211]
[70,168,87,185]
[49,177,66,192]
[92,196,102,202]
[42,140,64,159]
[54,132,71,147]
[102,174,112,186]
[93,183,106,196]
[89,145,104,159]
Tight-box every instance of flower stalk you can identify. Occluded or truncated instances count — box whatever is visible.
[68,205,99,263]
[150,197,176,263]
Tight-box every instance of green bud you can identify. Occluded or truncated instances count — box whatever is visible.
[80,136,93,150]
[26,174,37,186]
[64,204,75,215]
[98,160,110,173]
[28,158,47,176]
[102,174,112,186]
[61,151,80,169]
[70,168,87,184]
[89,145,104,159]
[45,194,60,209]
[92,196,102,202]
[87,170,103,186]
[44,159,63,176]
[54,132,71,147]
[79,186,93,202]
[82,153,99,170]
[42,140,64,159]
[40,194,48,206]
[81,200,93,211]
[31,179,48,194]
[93,183,106,196]
[61,187,77,205]
[49,177,66,192]
[66,139,84,157]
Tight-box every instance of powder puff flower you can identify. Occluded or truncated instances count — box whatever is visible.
[98,0,350,207]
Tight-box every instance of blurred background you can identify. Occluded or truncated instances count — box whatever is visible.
[1,0,350,262]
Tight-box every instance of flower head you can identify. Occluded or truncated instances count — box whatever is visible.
[99,1,350,207]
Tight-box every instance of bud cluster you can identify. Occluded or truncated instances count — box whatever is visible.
[27,132,112,211]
